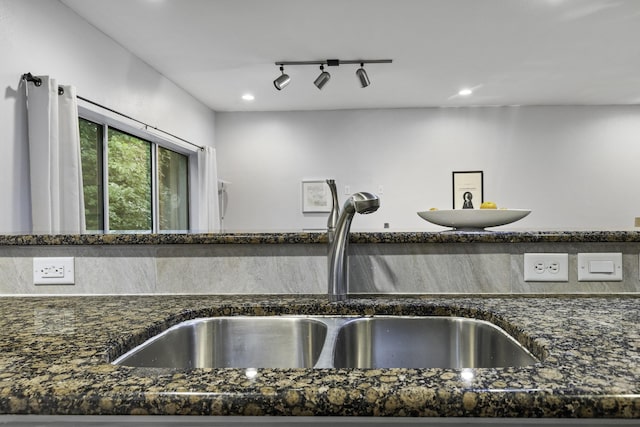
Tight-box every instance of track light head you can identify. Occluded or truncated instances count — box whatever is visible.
[356,63,370,88]
[273,66,291,90]
[314,65,331,90]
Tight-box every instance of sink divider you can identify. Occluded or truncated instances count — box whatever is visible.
[310,317,353,369]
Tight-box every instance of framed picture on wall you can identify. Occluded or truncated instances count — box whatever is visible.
[452,171,483,209]
[302,180,331,213]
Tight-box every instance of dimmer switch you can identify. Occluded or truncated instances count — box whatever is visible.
[588,260,614,274]
[577,253,622,281]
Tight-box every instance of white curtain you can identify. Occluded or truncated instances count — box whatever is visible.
[196,146,221,232]
[26,76,85,234]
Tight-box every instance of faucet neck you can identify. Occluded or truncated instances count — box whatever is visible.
[328,211,355,302]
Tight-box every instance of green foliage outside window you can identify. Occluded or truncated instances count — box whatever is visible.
[107,129,152,231]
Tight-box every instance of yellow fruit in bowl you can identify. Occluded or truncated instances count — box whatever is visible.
[480,201,497,209]
[429,207,438,211]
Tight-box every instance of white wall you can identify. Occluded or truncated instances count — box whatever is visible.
[0,0,216,233]
[216,106,640,231]
[3,1,639,234]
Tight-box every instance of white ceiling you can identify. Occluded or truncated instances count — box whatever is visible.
[60,0,640,112]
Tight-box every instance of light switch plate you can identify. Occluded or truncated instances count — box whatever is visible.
[577,253,622,281]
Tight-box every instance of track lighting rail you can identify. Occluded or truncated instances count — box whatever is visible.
[275,59,392,66]
[272,59,392,91]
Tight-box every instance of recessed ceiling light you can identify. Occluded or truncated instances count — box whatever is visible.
[458,88,473,96]
[242,94,255,101]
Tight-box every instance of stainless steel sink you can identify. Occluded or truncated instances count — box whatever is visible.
[113,317,327,368]
[113,315,539,369]
[332,317,538,368]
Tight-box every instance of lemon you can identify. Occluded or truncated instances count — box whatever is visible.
[480,201,497,209]
[429,207,438,211]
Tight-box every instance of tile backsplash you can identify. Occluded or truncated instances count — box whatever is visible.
[1,240,639,295]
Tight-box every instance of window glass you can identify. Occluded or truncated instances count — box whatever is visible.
[158,147,189,231]
[107,129,152,232]
[79,118,104,231]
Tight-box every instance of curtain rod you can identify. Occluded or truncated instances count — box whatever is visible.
[21,73,204,151]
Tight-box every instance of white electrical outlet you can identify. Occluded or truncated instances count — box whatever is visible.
[524,253,569,282]
[33,257,75,285]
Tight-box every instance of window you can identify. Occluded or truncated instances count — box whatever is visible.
[79,117,189,233]
[158,146,189,231]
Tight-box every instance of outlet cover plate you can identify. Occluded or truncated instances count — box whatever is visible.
[524,253,569,282]
[577,253,622,281]
[33,257,75,285]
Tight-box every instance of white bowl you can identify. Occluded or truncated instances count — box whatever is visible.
[417,209,531,230]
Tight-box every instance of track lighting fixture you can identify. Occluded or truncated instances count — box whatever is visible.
[273,66,291,90]
[273,59,391,92]
[356,63,370,88]
[313,65,331,90]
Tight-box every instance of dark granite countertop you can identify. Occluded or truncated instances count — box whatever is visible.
[3,230,640,245]
[0,294,638,419]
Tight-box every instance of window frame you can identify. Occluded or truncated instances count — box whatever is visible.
[79,104,199,234]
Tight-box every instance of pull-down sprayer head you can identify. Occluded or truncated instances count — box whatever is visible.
[343,192,380,216]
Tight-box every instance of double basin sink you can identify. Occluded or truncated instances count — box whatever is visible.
[113,316,539,369]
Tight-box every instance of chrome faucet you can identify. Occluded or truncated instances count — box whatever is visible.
[326,179,339,243]
[328,192,380,302]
